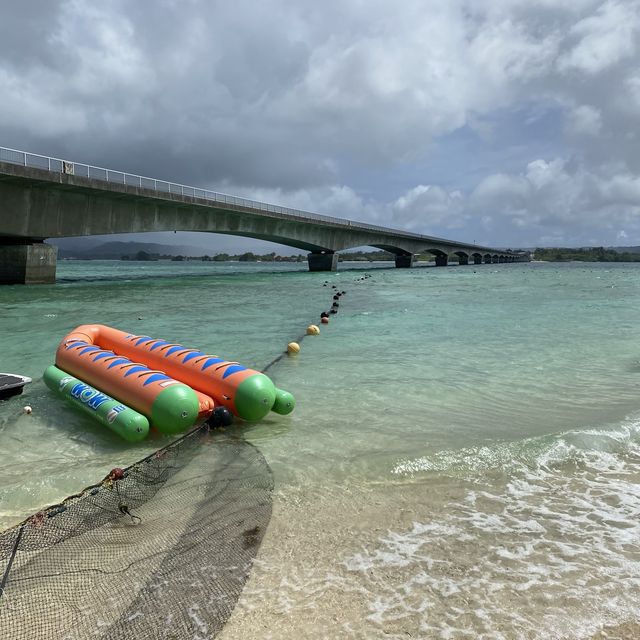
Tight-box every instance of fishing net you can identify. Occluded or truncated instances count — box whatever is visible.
[0,425,273,639]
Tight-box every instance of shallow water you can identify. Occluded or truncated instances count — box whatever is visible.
[2,260,640,638]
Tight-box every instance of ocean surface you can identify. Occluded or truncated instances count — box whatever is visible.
[1,259,640,639]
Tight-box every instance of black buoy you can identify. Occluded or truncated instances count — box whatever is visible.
[333,294,339,300]
[320,311,329,318]
[332,302,339,308]
[207,406,234,428]
[330,308,338,314]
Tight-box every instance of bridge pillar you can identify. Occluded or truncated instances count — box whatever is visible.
[473,255,482,265]
[458,255,469,266]
[394,254,414,268]
[435,255,448,267]
[492,256,499,263]
[499,256,506,263]
[307,252,338,272]
[0,242,57,284]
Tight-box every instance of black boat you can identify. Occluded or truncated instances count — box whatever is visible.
[0,373,32,400]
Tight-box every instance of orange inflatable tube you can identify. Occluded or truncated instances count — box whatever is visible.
[90,325,278,421]
[56,327,215,434]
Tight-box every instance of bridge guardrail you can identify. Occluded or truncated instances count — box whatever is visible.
[0,145,522,255]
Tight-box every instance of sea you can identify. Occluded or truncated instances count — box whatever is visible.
[1,259,640,639]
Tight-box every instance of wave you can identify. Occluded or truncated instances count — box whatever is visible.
[391,414,640,478]
[345,415,640,637]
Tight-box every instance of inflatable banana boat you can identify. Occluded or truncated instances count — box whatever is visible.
[45,324,295,441]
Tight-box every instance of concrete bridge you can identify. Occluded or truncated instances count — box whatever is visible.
[0,147,528,284]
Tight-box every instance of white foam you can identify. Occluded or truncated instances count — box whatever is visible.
[344,429,640,638]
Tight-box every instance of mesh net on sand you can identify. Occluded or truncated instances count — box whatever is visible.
[0,426,273,639]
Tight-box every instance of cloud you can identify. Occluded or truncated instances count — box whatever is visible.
[565,105,603,136]
[391,185,466,230]
[557,0,640,75]
[1,0,640,247]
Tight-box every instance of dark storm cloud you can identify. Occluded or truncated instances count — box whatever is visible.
[1,0,640,247]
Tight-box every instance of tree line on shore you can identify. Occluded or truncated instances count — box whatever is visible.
[120,247,640,263]
[120,249,444,262]
[533,247,640,262]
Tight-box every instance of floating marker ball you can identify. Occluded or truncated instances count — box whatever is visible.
[333,295,339,300]
[332,302,339,308]
[23,406,32,415]
[287,342,301,355]
[330,309,337,314]
[321,317,329,324]
[306,324,320,336]
[208,406,234,428]
[320,311,329,318]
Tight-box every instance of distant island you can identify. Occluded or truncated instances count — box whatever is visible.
[534,247,640,262]
[56,241,448,263]
[119,249,438,262]
[54,239,640,263]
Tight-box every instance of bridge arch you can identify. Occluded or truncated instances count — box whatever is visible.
[452,250,470,266]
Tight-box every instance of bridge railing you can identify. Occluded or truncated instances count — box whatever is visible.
[0,145,522,255]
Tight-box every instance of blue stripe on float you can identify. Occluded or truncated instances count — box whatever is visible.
[222,364,247,379]
[124,365,149,377]
[142,373,172,386]
[164,345,185,357]
[92,351,115,362]
[183,351,205,363]
[79,346,101,356]
[149,340,171,351]
[201,357,225,370]
[107,358,131,369]
[135,336,153,346]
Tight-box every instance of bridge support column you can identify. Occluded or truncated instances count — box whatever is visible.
[458,255,469,266]
[0,242,57,284]
[307,252,338,272]
[394,254,414,268]
[473,255,482,265]
[492,256,499,263]
[435,255,448,267]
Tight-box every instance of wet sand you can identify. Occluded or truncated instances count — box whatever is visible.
[219,473,640,640]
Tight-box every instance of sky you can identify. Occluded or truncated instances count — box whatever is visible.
[2,0,640,252]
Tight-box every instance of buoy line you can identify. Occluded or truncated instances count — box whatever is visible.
[261,283,348,374]
[0,278,358,571]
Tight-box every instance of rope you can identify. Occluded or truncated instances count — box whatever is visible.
[261,283,347,374]
[0,524,24,598]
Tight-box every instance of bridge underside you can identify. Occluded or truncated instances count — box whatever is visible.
[0,163,527,282]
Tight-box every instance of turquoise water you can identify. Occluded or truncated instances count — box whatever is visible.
[2,260,640,638]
